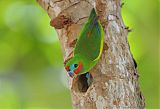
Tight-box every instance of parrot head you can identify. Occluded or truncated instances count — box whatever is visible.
[64,55,85,78]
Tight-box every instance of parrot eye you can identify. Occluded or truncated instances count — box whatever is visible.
[74,64,78,68]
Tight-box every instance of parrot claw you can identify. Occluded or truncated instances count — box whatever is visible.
[86,72,93,86]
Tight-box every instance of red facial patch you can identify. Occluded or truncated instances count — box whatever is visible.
[74,62,83,74]
[65,66,70,71]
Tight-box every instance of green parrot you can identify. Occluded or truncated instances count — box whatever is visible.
[64,8,104,79]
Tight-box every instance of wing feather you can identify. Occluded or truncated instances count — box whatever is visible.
[74,9,104,61]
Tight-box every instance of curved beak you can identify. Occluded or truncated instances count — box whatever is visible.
[68,71,77,78]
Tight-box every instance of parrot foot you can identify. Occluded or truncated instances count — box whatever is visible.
[86,72,93,86]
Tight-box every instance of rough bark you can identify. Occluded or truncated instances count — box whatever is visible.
[36,0,146,109]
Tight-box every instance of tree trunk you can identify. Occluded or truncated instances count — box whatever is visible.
[37,0,146,108]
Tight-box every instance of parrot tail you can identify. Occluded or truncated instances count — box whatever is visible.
[87,16,100,37]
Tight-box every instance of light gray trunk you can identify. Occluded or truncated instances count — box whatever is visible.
[37,0,146,108]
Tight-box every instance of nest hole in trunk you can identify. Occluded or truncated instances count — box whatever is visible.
[77,72,93,93]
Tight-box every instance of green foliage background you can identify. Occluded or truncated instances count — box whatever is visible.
[0,0,159,109]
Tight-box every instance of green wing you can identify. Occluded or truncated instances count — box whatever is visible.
[74,8,104,61]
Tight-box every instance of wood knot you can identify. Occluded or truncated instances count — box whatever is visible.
[50,15,73,29]
[103,42,109,51]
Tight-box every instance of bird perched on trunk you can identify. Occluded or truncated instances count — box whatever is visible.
[64,8,104,83]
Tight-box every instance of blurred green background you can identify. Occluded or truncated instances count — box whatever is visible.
[0,0,159,109]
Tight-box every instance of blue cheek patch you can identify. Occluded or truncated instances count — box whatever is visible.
[70,64,75,71]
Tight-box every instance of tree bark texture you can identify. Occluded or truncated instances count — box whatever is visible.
[37,0,146,109]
